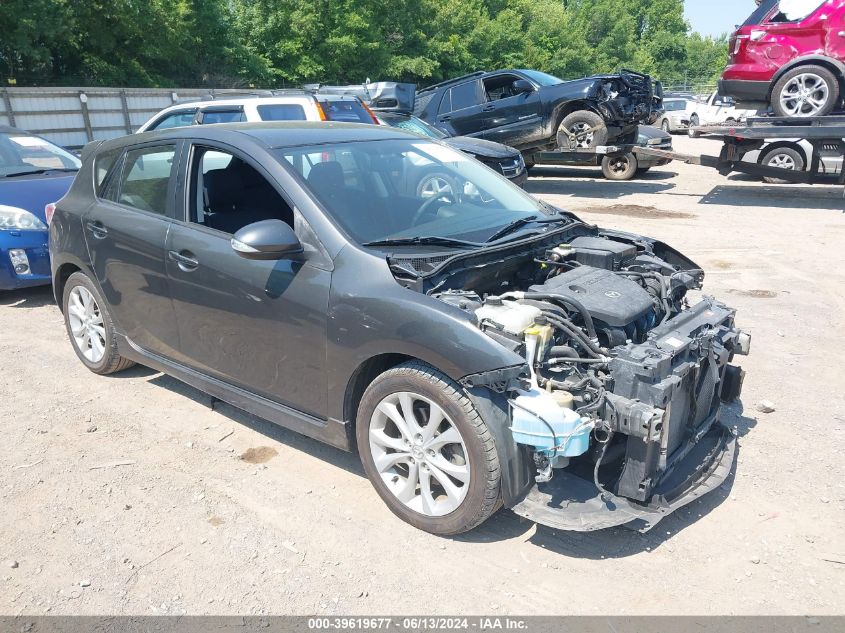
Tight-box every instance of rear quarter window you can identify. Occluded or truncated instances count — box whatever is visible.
[320,100,373,123]
[257,104,307,121]
[94,148,123,197]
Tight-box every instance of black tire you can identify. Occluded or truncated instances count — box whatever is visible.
[688,114,701,138]
[356,361,501,535]
[558,110,608,149]
[771,65,840,117]
[601,153,638,181]
[62,271,135,375]
[635,166,651,176]
[759,145,805,184]
[661,119,671,133]
[523,154,536,170]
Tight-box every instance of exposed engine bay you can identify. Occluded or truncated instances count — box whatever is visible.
[390,225,750,530]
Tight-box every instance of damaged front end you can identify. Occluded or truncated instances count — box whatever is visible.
[589,69,664,132]
[399,227,749,532]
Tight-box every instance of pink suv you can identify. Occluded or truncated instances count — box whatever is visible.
[720,0,845,117]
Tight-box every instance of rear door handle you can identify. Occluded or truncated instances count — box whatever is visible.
[482,104,496,112]
[85,221,108,239]
[439,115,452,122]
[839,31,845,37]
[168,250,199,271]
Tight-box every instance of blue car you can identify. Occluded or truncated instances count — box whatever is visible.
[0,126,80,290]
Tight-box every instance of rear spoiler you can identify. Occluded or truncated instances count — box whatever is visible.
[303,82,416,113]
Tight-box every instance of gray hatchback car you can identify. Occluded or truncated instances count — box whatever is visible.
[50,122,749,535]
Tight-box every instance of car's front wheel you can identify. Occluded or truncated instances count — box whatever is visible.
[772,65,840,117]
[356,361,501,535]
[62,272,134,375]
[557,111,608,150]
[661,119,671,133]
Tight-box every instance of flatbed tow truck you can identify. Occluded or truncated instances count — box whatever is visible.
[634,115,845,186]
[528,115,845,188]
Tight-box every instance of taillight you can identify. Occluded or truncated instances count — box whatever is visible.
[45,202,56,225]
[361,101,380,124]
[315,101,328,121]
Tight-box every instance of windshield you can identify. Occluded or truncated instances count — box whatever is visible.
[278,139,547,246]
[0,132,80,176]
[379,114,446,139]
[519,70,564,87]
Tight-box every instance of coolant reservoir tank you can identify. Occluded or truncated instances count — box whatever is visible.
[475,300,541,336]
[510,387,591,457]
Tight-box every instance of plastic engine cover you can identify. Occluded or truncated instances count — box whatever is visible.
[530,266,653,327]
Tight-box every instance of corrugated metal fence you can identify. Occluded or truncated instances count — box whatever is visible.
[0,87,268,149]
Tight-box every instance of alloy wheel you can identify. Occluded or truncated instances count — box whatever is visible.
[569,122,594,149]
[779,73,830,117]
[67,286,106,363]
[368,391,470,517]
[419,176,454,198]
[768,153,796,171]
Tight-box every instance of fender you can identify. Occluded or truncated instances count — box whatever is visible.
[325,245,527,423]
[770,54,845,95]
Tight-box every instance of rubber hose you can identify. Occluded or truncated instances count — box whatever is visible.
[522,292,598,339]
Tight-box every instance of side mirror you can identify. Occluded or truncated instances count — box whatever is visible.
[513,79,535,94]
[231,219,302,260]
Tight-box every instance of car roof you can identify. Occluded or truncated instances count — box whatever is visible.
[111,121,419,150]
[153,93,364,114]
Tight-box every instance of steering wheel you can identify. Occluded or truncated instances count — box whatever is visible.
[411,192,456,227]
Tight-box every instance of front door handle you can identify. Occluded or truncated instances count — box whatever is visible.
[168,250,199,271]
[439,115,452,122]
[482,104,496,112]
[85,221,108,239]
[838,31,845,37]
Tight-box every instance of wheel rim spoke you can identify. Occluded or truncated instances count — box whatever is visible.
[370,428,407,452]
[374,450,411,473]
[428,454,470,483]
[427,425,461,449]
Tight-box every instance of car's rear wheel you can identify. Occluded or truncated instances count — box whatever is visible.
[62,272,134,375]
[760,145,805,184]
[772,65,840,117]
[601,153,638,180]
[558,111,608,150]
[356,361,501,535]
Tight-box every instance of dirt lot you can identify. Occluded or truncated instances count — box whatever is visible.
[1,135,844,615]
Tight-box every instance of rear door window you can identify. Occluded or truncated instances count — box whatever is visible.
[116,145,177,215]
[441,81,481,113]
[148,109,197,130]
[257,104,307,121]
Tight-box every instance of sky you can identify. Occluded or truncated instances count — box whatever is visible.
[684,0,753,37]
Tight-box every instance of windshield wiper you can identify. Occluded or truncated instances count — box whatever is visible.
[485,214,571,243]
[2,167,77,178]
[363,236,481,249]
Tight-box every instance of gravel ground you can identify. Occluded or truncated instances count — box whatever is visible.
[1,135,843,615]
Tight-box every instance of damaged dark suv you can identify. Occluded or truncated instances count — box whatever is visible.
[415,68,662,155]
[51,122,748,535]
